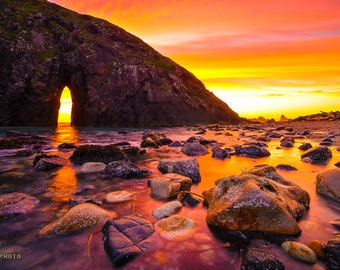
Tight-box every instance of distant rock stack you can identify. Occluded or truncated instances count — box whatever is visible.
[0,0,240,127]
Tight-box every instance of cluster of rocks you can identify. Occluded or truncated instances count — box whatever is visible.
[1,125,340,268]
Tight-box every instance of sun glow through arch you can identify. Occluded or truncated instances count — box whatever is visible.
[58,86,72,124]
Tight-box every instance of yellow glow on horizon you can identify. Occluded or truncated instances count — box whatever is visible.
[58,87,72,123]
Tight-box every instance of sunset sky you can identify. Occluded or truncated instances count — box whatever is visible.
[50,0,340,121]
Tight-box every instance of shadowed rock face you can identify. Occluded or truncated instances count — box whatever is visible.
[0,0,240,127]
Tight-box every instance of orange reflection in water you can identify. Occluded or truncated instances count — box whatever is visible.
[52,123,79,147]
[48,166,78,203]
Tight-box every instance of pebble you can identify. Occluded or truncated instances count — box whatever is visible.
[152,200,182,219]
[106,190,133,203]
[154,215,197,241]
[281,241,317,264]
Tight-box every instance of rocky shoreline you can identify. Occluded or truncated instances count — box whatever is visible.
[0,121,339,269]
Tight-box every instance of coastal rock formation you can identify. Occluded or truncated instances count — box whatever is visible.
[0,0,239,127]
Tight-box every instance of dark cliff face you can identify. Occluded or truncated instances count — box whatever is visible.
[0,0,240,127]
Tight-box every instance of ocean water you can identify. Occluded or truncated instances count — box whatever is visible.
[0,121,339,270]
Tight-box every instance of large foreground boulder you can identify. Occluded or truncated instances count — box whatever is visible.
[0,0,239,127]
[0,192,39,221]
[102,215,154,266]
[204,167,310,235]
[316,168,340,201]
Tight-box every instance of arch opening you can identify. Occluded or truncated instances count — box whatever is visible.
[58,86,72,125]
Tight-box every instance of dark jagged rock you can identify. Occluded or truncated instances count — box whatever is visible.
[211,145,231,159]
[301,146,332,164]
[299,143,313,151]
[0,0,239,127]
[158,158,201,183]
[325,234,340,270]
[105,160,150,179]
[69,145,127,164]
[102,215,154,266]
[241,239,284,270]
[234,145,271,158]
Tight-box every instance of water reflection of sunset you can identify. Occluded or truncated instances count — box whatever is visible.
[50,0,340,120]
[48,166,77,203]
[52,124,79,147]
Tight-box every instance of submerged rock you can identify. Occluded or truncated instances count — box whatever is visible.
[158,158,201,183]
[69,145,127,165]
[105,160,150,179]
[148,173,192,199]
[102,215,154,266]
[34,156,66,171]
[154,215,197,241]
[281,241,317,264]
[316,168,340,201]
[106,191,133,203]
[39,203,116,236]
[301,146,332,164]
[152,200,183,219]
[0,192,39,221]
[205,167,310,235]
[276,164,298,171]
[76,162,106,174]
[241,239,284,270]
[299,143,313,151]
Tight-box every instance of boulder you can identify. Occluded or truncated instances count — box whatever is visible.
[281,241,317,264]
[325,234,340,270]
[105,160,150,179]
[39,203,116,236]
[307,240,327,260]
[205,169,310,235]
[152,200,183,219]
[102,215,154,266]
[316,169,340,201]
[234,145,270,158]
[69,145,127,165]
[158,158,201,183]
[148,173,192,199]
[169,141,183,148]
[154,215,197,241]
[241,239,284,270]
[275,164,297,171]
[301,146,332,164]
[0,192,39,221]
[76,162,106,174]
[181,142,208,156]
[211,145,231,159]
